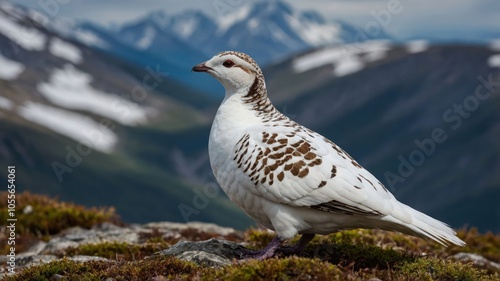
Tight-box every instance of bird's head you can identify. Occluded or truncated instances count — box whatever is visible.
[192,51,263,93]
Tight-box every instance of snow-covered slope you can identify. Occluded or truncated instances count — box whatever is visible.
[0,22,141,151]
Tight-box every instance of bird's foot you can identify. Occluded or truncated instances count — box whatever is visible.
[276,234,315,256]
[236,234,316,260]
[236,236,284,260]
[237,248,276,260]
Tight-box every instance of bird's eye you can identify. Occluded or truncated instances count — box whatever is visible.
[223,60,234,68]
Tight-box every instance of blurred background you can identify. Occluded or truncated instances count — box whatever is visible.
[0,0,499,232]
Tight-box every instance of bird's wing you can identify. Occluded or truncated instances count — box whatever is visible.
[233,124,399,217]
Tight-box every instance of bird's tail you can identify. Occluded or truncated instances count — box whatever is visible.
[383,202,466,247]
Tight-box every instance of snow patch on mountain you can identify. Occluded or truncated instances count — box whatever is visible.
[360,40,391,61]
[0,96,14,110]
[406,40,429,53]
[172,16,197,38]
[0,2,24,20]
[17,101,117,152]
[37,64,148,125]
[293,40,392,76]
[217,5,251,34]
[334,56,365,77]
[136,25,156,49]
[0,12,46,51]
[0,53,25,80]
[49,38,83,64]
[488,54,500,68]
[73,29,109,48]
[293,47,344,73]
[285,14,341,46]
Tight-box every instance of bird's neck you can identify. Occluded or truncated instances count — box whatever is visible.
[221,76,283,124]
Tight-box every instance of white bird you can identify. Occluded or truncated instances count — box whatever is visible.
[192,51,465,260]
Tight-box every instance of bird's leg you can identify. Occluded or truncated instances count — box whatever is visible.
[238,236,285,260]
[276,234,315,255]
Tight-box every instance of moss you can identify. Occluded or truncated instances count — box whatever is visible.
[63,241,170,261]
[314,241,416,270]
[208,257,345,281]
[0,191,120,255]
[451,228,500,262]
[0,191,119,235]
[245,228,275,249]
[4,256,200,281]
[102,256,199,281]
[2,259,112,281]
[396,257,499,281]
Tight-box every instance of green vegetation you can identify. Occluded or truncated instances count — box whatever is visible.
[0,192,119,254]
[63,241,169,261]
[2,192,499,281]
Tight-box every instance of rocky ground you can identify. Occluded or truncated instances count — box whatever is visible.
[1,192,499,280]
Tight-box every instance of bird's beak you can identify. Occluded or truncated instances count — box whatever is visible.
[192,62,212,72]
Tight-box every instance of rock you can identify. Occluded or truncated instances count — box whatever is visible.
[4,221,244,274]
[143,221,238,237]
[35,221,241,255]
[42,224,140,254]
[452,252,500,272]
[17,241,46,257]
[177,251,233,267]
[16,255,58,267]
[22,205,33,214]
[68,255,112,263]
[156,238,247,267]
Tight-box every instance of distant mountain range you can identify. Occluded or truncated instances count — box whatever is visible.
[1,1,499,233]
[54,1,390,95]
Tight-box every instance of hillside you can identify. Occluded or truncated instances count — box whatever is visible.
[0,3,252,229]
[0,192,499,280]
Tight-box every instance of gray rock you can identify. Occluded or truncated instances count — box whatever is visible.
[176,251,233,267]
[3,221,244,273]
[23,221,241,256]
[42,224,140,254]
[452,252,500,272]
[156,238,247,267]
[68,255,112,263]
[18,241,47,257]
[143,221,238,237]
[16,255,58,267]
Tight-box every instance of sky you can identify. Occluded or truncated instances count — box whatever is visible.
[6,0,500,41]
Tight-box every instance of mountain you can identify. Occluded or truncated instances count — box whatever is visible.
[0,2,252,229]
[53,19,222,96]
[112,1,353,64]
[62,1,391,95]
